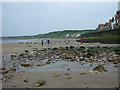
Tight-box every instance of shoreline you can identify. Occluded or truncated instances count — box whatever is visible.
[1,42,119,55]
[1,40,119,88]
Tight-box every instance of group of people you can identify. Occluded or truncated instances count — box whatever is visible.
[41,39,52,45]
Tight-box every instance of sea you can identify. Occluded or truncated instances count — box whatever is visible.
[1,39,42,43]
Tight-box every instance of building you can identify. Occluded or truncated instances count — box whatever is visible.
[96,1,120,30]
[118,1,120,11]
[96,24,105,30]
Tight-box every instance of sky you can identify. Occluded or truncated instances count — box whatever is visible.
[1,2,118,36]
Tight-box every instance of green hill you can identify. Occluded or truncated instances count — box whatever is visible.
[34,30,95,38]
[15,29,95,39]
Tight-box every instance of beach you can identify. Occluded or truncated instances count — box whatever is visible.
[0,39,119,88]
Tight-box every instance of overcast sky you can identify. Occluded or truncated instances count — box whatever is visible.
[1,2,118,36]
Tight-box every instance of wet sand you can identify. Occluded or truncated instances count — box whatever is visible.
[1,41,119,55]
[0,40,119,88]
[3,71,118,88]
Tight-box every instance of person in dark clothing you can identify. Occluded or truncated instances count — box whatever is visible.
[41,40,44,45]
[48,40,50,45]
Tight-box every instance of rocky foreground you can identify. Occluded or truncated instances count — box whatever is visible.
[0,45,120,88]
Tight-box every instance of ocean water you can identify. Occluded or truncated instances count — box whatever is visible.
[1,39,41,43]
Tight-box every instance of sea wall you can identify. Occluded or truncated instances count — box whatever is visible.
[81,29,120,44]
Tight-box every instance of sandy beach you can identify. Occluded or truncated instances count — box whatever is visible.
[1,39,119,55]
[0,39,119,88]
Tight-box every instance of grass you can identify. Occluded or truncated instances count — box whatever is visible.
[82,34,120,40]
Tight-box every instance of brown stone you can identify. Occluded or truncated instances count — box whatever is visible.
[0,67,6,70]
[37,80,46,86]
[52,73,61,78]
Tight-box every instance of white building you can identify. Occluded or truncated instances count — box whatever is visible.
[118,1,120,11]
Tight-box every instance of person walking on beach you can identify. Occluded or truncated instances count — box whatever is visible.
[41,40,44,46]
[80,40,83,44]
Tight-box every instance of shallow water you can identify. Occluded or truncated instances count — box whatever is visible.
[2,39,41,43]
[2,54,118,73]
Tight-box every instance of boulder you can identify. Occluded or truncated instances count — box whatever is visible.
[37,80,46,86]
[93,64,106,72]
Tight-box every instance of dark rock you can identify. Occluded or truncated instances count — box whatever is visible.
[21,63,30,67]
[25,50,29,53]
[69,46,75,49]
[0,67,6,70]
[53,48,58,50]
[67,68,70,70]
[24,79,29,82]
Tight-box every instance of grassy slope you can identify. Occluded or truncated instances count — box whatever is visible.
[82,34,120,40]
[17,30,95,39]
[34,30,95,38]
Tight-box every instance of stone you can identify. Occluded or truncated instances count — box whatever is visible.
[65,77,72,79]
[93,64,106,72]
[24,79,29,82]
[10,67,16,71]
[69,46,75,49]
[90,70,101,75]
[53,73,61,78]
[114,65,118,67]
[46,61,50,64]
[67,68,70,71]
[37,80,46,86]
[0,70,9,74]
[34,83,40,87]
[80,72,89,75]
[0,67,6,70]
[13,85,17,87]
[64,73,70,75]
[21,63,30,67]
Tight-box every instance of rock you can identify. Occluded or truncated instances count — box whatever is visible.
[10,67,16,72]
[0,70,9,74]
[67,68,70,71]
[69,46,75,49]
[37,80,46,86]
[21,63,30,67]
[80,72,89,75]
[0,67,6,70]
[13,85,17,87]
[90,70,101,75]
[93,64,106,72]
[40,63,46,66]
[24,79,29,82]
[53,73,61,78]
[25,50,29,53]
[46,61,50,64]
[53,48,58,50]
[65,77,72,79]
[114,65,118,67]
[90,64,92,66]
[34,83,40,87]
[31,65,35,68]
[64,73,70,75]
